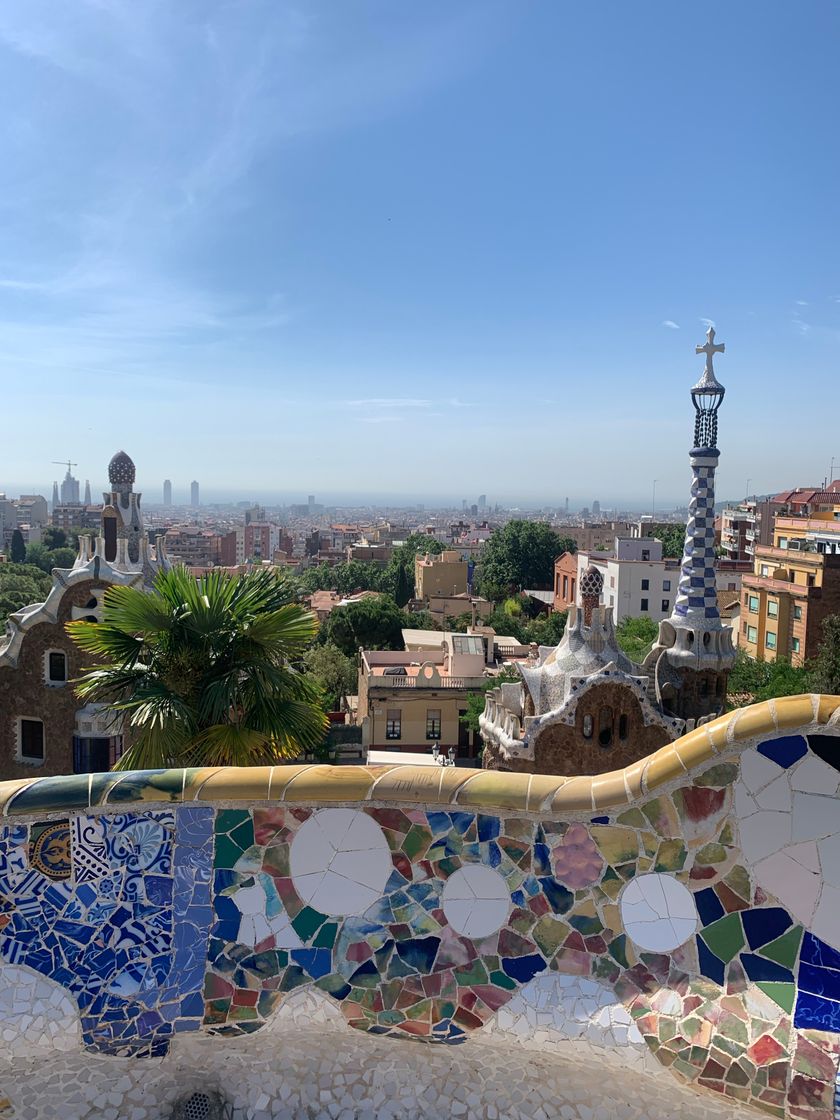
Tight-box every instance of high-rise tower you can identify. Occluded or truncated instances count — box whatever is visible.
[190,480,200,508]
[645,327,735,723]
[163,479,172,506]
[83,479,91,505]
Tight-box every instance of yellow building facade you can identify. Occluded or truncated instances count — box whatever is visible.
[740,512,840,665]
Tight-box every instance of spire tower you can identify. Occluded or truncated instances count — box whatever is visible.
[644,326,735,724]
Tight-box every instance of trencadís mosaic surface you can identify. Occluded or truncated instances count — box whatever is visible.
[1,694,840,1120]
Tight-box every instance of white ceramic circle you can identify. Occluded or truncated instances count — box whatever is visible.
[619,873,698,952]
[442,864,511,938]
[290,808,392,916]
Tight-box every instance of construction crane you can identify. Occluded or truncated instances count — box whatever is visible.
[52,460,78,475]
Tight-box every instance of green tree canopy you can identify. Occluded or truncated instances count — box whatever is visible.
[41,527,69,550]
[303,643,358,711]
[298,560,384,596]
[24,542,78,574]
[728,648,810,704]
[321,594,408,656]
[615,615,659,662]
[66,565,327,769]
[477,521,574,601]
[0,563,53,618]
[656,525,687,560]
[807,615,840,696]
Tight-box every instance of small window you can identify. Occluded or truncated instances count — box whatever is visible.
[641,550,650,561]
[792,637,801,654]
[582,714,593,739]
[562,575,568,598]
[767,601,778,618]
[19,718,44,762]
[385,710,401,740]
[640,598,649,612]
[46,650,67,685]
[760,565,770,577]
[598,707,613,748]
[766,632,777,650]
[618,714,628,741]
[747,625,758,643]
[425,709,441,741]
[794,605,803,621]
[663,580,671,591]
[661,599,669,612]
[748,596,759,612]
[641,579,650,591]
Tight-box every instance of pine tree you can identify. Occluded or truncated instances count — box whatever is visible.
[9,529,26,564]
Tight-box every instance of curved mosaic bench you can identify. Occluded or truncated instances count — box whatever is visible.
[1,694,840,1120]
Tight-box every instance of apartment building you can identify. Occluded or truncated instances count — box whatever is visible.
[357,632,488,759]
[415,550,468,600]
[741,507,840,664]
[164,526,222,567]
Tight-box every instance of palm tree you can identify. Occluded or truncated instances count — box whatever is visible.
[66,566,328,770]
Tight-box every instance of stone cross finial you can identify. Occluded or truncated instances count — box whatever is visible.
[696,326,725,377]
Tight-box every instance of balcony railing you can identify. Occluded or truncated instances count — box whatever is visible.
[369,675,487,690]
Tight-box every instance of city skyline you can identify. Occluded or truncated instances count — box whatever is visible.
[1,2,838,498]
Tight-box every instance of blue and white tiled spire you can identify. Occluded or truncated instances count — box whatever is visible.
[672,327,726,629]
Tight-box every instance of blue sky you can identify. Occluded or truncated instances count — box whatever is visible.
[1,1,838,507]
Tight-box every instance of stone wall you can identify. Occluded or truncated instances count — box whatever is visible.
[0,695,839,1120]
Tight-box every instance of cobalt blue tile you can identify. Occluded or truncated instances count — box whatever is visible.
[801,932,840,971]
[348,959,380,983]
[291,948,332,980]
[695,887,725,927]
[501,953,546,984]
[590,816,610,824]
[740,953,793,983]
[794,991,840,1032]
[511,890,525,907]
[478,815,500,842]
[742,906,792,950]
[427,812,451,837]
[533,843,551,876]
[449,812,475,836]
[698,938,725,985]
[395,936,440,973]
[180,991,205,1018]
[539,877,574,915]
[487,842,502,868]
[757,735,808,769]
[799,962,840,1000]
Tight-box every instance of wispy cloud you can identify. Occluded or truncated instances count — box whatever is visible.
[700,317,716,329]
[344,398,432,410]
[662,320,680,330]
[795,299,809,306]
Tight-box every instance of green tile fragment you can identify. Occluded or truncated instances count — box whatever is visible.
[313,922,338,949]
[760,926,803,969]
[489,969,517,990]
[701,914,744,963]
[756,982,795,1014]
[291,905,326,940]
[214,834,244,869]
